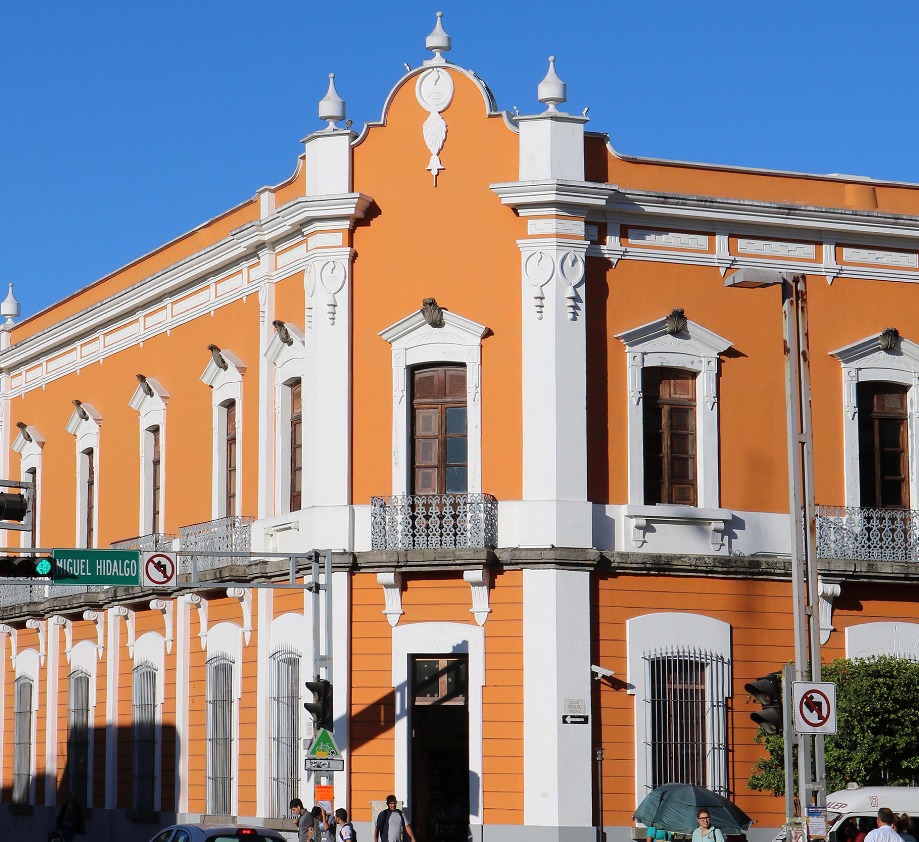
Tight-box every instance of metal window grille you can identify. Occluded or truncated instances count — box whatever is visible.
[206,653,235,816]
[13,677,32,804]
[643,646,729,796]
[269,647,300,818]
[68,670,91,805]
[133,662,157,812]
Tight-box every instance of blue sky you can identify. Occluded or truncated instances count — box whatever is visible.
[3,1,918,320]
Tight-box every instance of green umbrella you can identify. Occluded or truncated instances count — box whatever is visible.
[634,783,754,836]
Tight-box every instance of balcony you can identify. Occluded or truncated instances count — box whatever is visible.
[816,505,919,562]
[178,516,254,574]
[370,494,498,550]
[110,533,176,552]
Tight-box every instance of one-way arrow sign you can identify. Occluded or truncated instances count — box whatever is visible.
[561,714,589,725]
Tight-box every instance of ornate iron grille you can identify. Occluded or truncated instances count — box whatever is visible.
[816,505,919,562]
[179,516,253,573]
[111,533,176,552]
[68,670,91,805]
[642,646,729,797]
[206,653,234,817]
[370,494,498,550]
[269,646,300,818]
[13,676,32,804]
[133,662,157,812]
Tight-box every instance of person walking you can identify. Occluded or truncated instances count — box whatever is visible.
[866,809,902,842]
[335,807,357,842]
[55,793,85,842]
[692,809,725,842]
[313,805,333,842]
[895,814,916,842]
[291,798,313,842]
[374,795,417,842]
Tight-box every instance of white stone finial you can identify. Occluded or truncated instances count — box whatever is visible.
[537,56,567,113]
[318,73,346,128]
[1,283,20,326]
[424,11,451,65]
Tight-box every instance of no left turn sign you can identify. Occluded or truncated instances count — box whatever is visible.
[793,681,837,734]
[143,552,177,587]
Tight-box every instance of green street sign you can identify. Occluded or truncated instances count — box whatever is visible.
[52,549,141,586]
[308,728,341,759]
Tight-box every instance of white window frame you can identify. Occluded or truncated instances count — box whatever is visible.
[13,648,39,806]
[206,622,242,816]
[380,309,488,496]
[626,612,732,799]
[129,378,169,535]
[831,334,919,508]
[266,325,306,516]
[616,316,732,509]
[200,351,247,519]
[66,403,102,548]
[133,632,165,812]
[68,640,98,807]
[845,621,919,661]
[12,425,44,549]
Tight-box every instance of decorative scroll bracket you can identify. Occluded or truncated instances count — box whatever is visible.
[25,618,46,666]
[82,610,105,660]
[149,599,174,653]
[463,568,492,626]
[226,587,253,645]
[50,615,73,663]
[0,624,17,664]
[187,593,208,650]
[819,579,842,645]
[377,572,404,627]
[113,606,136,657]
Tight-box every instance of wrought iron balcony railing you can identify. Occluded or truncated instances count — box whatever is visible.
[110,533,176,552]
[816,504,919,562]
[178,516,254,574]
[371,494,498,550]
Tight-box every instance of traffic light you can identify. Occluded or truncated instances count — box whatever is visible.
[745,673,783,735]
[0,492,28,522]
[0,555,53,579]
[304,678,333,732]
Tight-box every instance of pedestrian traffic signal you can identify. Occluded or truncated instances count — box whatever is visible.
[745,673,783,735]
[0,555,54,579]
[0,492,28,522]
[304,678,333,732]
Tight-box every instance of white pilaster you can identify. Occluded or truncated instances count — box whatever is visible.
[175,595,191,813]
[331,569,351,801]
[104,608,119,808]
[523,568,593,827]
[257,269,276,519]
[305,130,354,197]
[44,619,57,805]
[255,587,273,816]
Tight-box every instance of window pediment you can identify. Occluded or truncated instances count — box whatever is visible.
[200,348,247,390]
[616,316,732,360]
[66,403,102,438]
[380,309,488,352]
[831,334,919,373]
[129,377,169,414]
[265,323,305,368]
[12,425,44,458]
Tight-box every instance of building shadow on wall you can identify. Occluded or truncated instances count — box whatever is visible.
[0,722,180,842]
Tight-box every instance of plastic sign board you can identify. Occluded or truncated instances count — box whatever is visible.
[793,681,837,734]
[53,549,141,586]
[142,552,177,587]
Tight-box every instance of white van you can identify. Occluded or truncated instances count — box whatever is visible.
[826,786,919,840]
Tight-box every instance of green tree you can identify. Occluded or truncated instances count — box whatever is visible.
[748,656,919,795]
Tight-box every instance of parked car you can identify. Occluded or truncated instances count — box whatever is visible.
[148,825,288,842]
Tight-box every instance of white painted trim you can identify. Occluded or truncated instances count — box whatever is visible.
[201,351,247,519]
[391,622,485,824]
[380,309,487,496]
[14,648,40,806]
[830,335,919,507]
[616,317,732,509]
[69,639,99,807]
[66,404,102,548]
[206,621,243,815]
[267,324,306,517]
[13,426,43,548]
[133,631,166,811]
[130,379,169,535]
[845,621,919,660]
[626,613,732,800]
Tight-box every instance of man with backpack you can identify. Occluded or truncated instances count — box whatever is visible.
[374,795,416,842]
[335,807,356,842]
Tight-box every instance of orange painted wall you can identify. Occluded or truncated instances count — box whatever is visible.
[350,569,524,826]
[350,71,522,504]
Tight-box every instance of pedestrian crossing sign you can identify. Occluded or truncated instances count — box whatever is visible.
[308,729,341,758]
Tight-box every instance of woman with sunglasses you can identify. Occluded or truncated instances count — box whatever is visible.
[692,809,726,842]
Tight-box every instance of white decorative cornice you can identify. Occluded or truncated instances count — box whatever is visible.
[380,309,488,348]
[377,572,404,627]
[830,334,919,368]
[0,193,373,377]
[616,316,732,361]
[25,618,45,665]
[265,322,306,366]
[200,348,247,389]
[129,376,170,413]
[50,615,73,663]
[463,568,491,626]
[82,610,105,660]
[490,179,611,218]
[12,424,44,455]
[226,588,252,645]
[187,593,208,649]
[149,599,174,653]
[112,605,135,657]
[0,624,17,663]
[65,402,102,436]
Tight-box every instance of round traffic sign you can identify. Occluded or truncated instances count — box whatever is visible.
[798,688,831,728]
[144,553,176,586]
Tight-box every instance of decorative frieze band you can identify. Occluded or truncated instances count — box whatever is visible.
[842,246,918,268]
[527,219,586,237]
[628,228,708,250]
[737,238,815,259]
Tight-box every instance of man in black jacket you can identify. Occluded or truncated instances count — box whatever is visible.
[374,795,416,842]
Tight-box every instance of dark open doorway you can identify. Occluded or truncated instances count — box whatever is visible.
[411,655,470,842]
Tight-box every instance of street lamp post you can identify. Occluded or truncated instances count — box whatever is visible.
[724,268,826,831]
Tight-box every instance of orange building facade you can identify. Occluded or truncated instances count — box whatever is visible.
[1,13,918,842]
